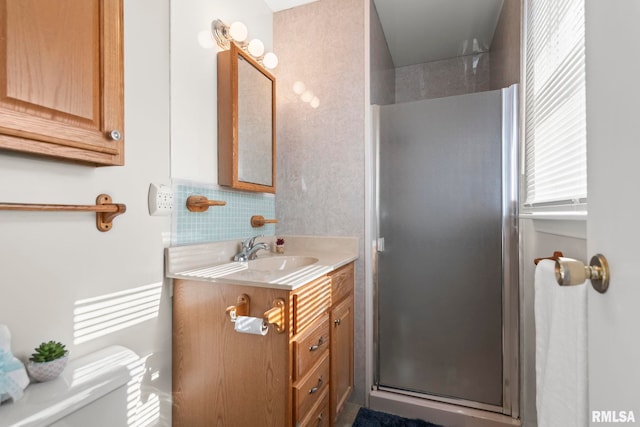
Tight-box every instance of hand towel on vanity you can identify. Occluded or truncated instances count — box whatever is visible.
[535,260,587,427]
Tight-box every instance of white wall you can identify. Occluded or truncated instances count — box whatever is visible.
[170,0,273,183]
[0,0,172,423]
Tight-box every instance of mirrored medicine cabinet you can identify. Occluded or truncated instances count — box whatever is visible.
[217,42,276,193]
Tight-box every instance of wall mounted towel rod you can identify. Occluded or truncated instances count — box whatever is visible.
[0,194,126,232]
[186,195,227,212]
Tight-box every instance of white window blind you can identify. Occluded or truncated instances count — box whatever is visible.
[524,0,587,206]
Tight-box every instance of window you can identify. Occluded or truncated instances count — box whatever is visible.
[523,0,587,208]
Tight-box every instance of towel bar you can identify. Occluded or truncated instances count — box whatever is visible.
[0,194,126,232]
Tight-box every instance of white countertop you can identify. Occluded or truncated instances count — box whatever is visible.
[165,236,358,290]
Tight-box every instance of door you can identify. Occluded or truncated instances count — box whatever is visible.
[376,90,513,410]
[331,294,354,421]
[585,2,640,423]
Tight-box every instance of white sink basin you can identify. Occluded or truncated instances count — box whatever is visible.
[248,256,319,271]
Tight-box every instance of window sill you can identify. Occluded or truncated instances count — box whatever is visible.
[519,212,587,239]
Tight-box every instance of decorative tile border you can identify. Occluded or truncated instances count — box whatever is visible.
[172,179,276,246]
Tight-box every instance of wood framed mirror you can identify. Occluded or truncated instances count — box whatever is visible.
[217,42,276,193]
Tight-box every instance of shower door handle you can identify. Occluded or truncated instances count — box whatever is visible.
[377,237,385,252]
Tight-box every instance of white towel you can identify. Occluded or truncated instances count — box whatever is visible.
[535,260,587,427]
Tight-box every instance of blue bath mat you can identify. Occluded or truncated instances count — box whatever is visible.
[352,407,443,427]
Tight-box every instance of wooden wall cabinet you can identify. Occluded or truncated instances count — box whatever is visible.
[172,262,355,427]
[217,43,276,193]
[0,0,125,166]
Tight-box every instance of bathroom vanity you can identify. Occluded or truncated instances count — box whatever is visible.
[166,237,357,427]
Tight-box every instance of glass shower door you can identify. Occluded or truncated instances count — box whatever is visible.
[376,89,507,408]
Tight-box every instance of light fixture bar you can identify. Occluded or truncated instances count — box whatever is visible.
[211,19,278,70]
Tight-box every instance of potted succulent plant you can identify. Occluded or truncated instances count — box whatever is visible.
[26,340,69,382]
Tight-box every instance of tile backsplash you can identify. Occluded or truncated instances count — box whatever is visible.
[172,179,276,246]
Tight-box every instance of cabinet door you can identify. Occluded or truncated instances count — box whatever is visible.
[330,294,354,421]
[0,0,124,166]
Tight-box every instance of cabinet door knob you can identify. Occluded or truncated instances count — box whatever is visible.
[334,319,341,326]
[109,130,122,141]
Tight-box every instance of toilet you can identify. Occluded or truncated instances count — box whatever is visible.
[0,345,142,427]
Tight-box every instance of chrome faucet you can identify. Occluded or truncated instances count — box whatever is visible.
[233,235,269,262]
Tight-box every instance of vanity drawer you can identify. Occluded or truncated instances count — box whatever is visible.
[330,263,354,303]
[292,276,331,335]
[294,313,330,380]
[297,388,329,427]
[293,352,330,423]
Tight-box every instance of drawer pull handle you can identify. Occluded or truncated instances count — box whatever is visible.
[334,319,341,326]
[309,336,324,351]
[309,375,323,394]
[317,412,323,425]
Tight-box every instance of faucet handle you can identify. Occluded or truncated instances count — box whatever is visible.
[241,234,263,249]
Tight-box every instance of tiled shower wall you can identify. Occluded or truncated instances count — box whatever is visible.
[395,53,491,103]
[370,0,395,105]
[392,0,520,104]
[489,0,521,90]
[171,179,276,246]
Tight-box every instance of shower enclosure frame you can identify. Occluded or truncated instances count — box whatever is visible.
[367,85,520,421]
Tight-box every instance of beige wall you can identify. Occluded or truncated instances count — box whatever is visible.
[395,53,491,102]
[490,0,521,89]
[274,0,367,404]
[370,0,395,105]
[393,0,521,102]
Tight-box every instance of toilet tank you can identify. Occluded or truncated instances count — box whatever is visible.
[0,345,142,427]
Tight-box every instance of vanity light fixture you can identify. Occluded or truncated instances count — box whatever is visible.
[211,20,248,49]
[211,19,278,70]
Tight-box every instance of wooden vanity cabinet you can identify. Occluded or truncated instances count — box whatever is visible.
[329,263,355,422]
[172,281,290,427]
[172,261,355,427]
[0,0,125,166]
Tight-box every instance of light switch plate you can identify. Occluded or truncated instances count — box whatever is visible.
[148,183,173,216]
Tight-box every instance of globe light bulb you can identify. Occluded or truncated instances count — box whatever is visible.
[228,21,248,43]
[247,39,265,57]
[263,52,278,69]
